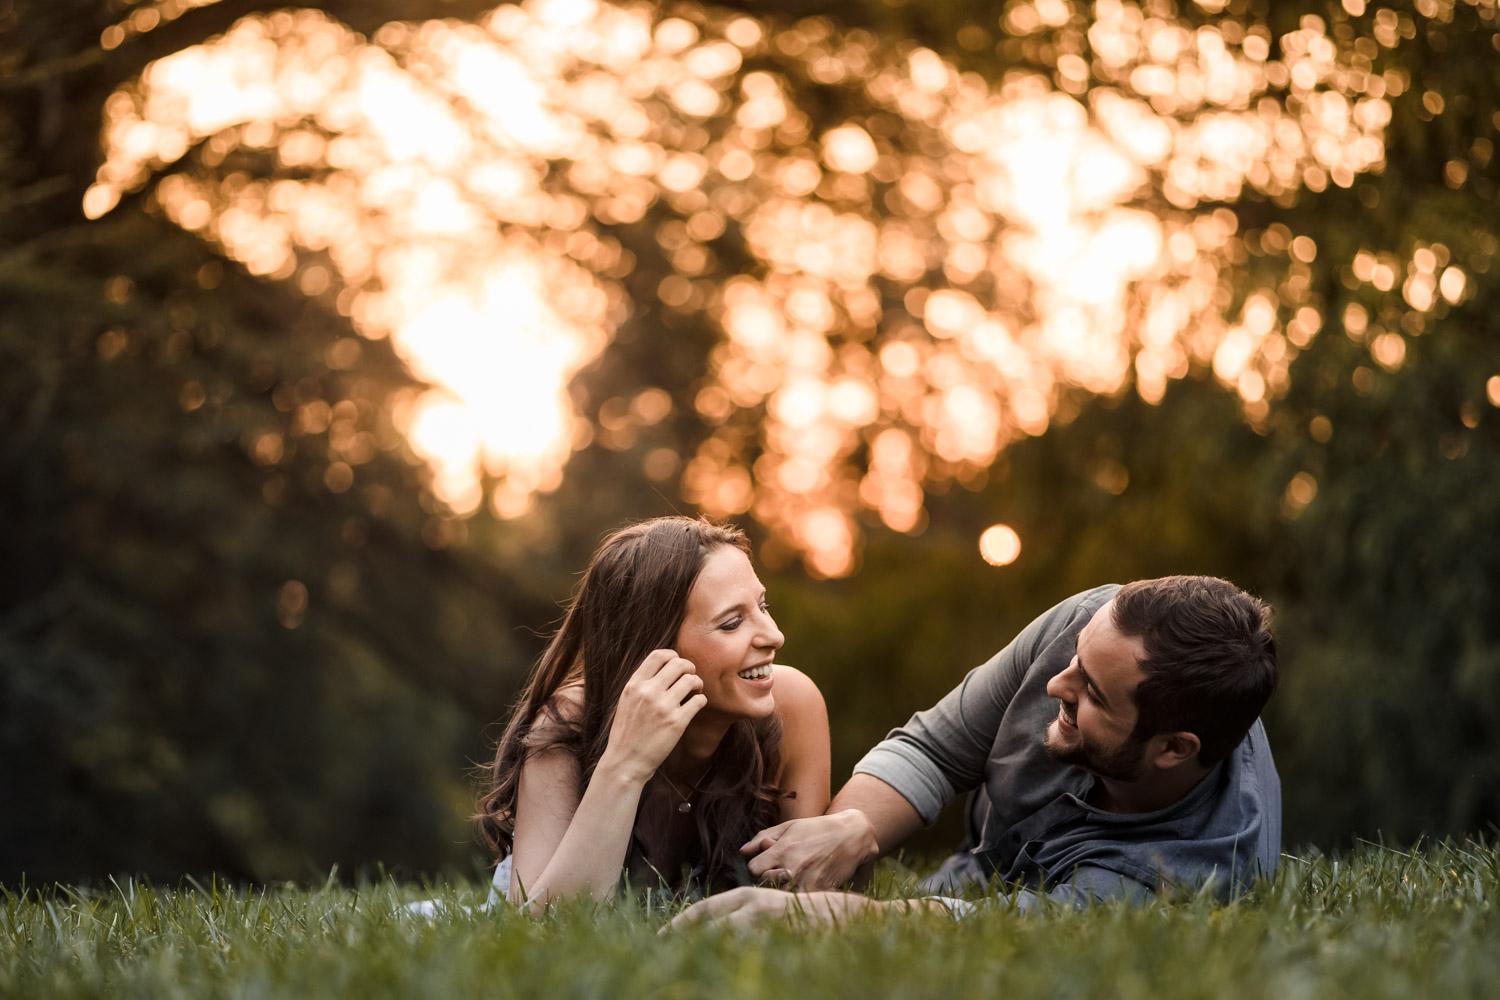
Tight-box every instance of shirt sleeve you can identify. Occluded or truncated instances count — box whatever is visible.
[851,589,1104,824]
[929,866,1155,920]
[1034,866,1155,908]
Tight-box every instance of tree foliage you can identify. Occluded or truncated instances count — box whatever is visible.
[2,1,552,882]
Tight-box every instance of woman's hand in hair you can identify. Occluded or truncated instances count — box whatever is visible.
[599,649,707,783]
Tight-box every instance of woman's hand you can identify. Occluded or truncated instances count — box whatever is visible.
[598,649,707,782]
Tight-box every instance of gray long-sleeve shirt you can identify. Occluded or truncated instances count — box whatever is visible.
[854,585,1281,904]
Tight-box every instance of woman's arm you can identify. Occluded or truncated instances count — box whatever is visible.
[508,650,707,912]
[771,665,831,821]
[507,731,644,910]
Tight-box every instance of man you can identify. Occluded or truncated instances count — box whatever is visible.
[672,576,1280,927]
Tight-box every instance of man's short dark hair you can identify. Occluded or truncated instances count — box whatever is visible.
[1112,575,1277,766]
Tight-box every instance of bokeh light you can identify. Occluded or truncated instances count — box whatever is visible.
[88,0,1473,575]
[979,524,1022,567]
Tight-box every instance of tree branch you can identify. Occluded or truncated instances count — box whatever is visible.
[103,0,513,86]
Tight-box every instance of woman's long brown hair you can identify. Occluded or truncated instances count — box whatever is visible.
[477,516,782,890]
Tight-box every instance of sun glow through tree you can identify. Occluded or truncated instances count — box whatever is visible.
[88,0,1486,574]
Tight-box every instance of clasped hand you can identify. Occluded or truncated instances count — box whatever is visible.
[737,809,879,890]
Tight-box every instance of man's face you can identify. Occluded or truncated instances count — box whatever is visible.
[1044,600,1151,781]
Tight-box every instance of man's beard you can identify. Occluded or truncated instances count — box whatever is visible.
[1044,721,1149,782]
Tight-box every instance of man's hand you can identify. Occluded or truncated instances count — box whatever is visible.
[741,810,880,889]
[665,888,877,930]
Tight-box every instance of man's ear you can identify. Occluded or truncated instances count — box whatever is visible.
[1152,731,1201,769]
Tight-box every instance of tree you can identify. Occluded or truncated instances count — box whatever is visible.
[1,0,545,882]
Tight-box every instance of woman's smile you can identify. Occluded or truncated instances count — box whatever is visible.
[736,662,775,686]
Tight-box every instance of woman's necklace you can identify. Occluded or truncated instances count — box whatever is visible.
[658,761,713,815]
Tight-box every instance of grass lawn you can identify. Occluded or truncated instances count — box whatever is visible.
[2,840,1496,999]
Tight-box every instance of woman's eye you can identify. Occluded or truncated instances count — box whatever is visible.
[718,618,742,632]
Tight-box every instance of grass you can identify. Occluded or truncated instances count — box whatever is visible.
[2,840,1497,999]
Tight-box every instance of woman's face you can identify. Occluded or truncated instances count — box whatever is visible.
[673,545,784,721]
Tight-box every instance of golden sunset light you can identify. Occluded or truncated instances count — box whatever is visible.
[88,0,1456,575]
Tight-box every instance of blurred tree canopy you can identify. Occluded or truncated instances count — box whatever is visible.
[2,0,551,881]
[2,0,1498,883]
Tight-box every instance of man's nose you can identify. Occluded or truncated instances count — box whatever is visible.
[1047,660,1076,699]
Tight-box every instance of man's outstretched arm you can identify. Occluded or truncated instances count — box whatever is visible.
[741,773,924,889]
[668,867,1154,931]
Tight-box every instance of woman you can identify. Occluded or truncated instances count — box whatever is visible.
[477,516,830,911]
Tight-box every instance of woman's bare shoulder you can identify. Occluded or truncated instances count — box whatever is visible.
[771,665,827,723]
[770,665,831,815]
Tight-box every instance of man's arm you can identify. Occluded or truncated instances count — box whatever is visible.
[828,773,925,853]
[741,583,1075,889]
[853,588,1111,825]
[668,866,1155,930]
[744,588,1115,890]
[741,773,921,888]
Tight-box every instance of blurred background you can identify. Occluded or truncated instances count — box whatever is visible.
[3,0,1498,884]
